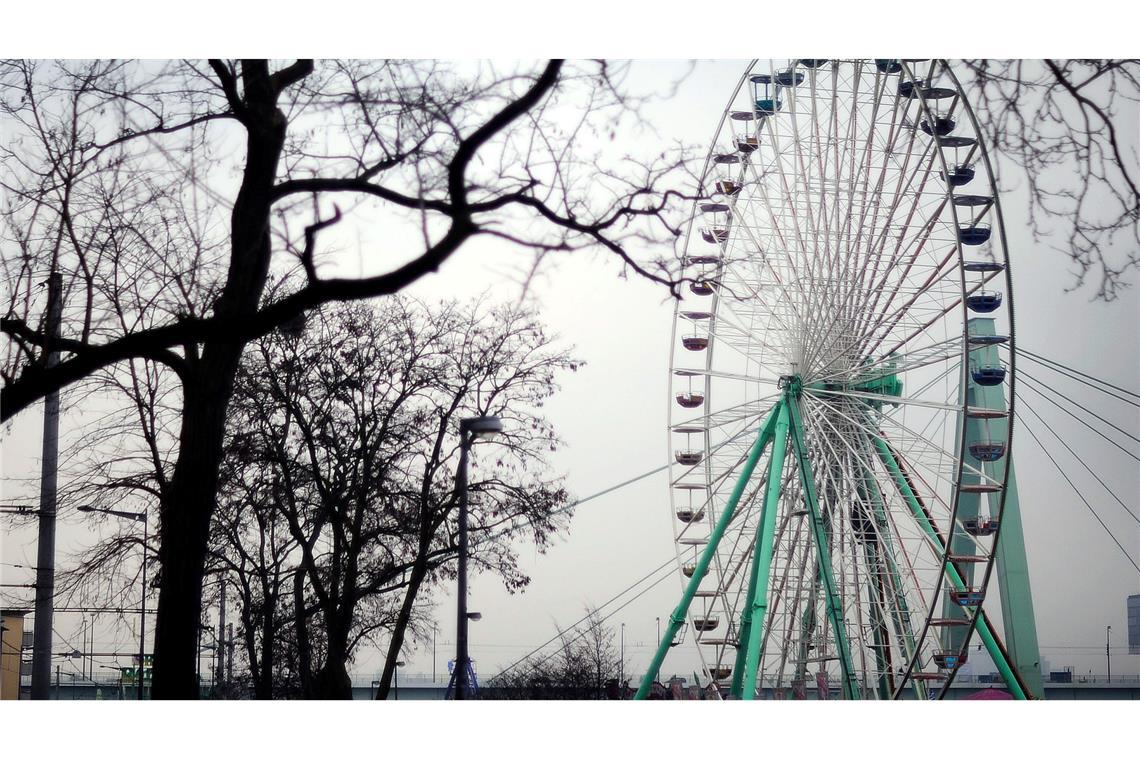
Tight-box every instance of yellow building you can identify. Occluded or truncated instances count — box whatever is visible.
[1,609,30,700]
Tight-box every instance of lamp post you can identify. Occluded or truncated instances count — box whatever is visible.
[620,622,626,699]
[394,660,406,700]
[454,415,503,700]
[77,505,147,699]
[1106,625,1112,683]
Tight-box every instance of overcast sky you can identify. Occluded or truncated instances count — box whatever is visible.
[2,59,1137,689]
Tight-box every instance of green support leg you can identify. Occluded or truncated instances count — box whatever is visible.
[730,500,772,698]
[787,397,861,700]
[968,318,1044,698]
[739,399,791,700]
[872,435,1028,700]
[634,404,781,700]
[856,456,923,699]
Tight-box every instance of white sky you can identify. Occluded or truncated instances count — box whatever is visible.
[2,59,1138,695]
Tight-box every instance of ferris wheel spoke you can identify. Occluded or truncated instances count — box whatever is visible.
[805,393,998,500]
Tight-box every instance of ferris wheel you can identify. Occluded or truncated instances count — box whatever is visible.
[639,59,1032,700]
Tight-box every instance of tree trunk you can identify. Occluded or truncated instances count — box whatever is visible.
[312,615,353,700]
[375,560,430,700]
[293,569,315,698]
[150,62,289,698]
[152,359,240,698]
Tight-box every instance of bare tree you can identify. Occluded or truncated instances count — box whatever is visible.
[214,297,574,698]
[958,59,1140,299]
[485,607,627,699]
[0,59,691,696]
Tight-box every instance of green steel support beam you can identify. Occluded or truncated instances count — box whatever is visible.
[739,399,791,700]
[968,317,1044,698]
[786,397,861,700]
[634,404,781,700]
[871,435,1029,700]
[729,470,776,698]
[855,455,923,699]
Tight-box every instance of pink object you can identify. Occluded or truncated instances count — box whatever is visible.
[964,688,1014,700]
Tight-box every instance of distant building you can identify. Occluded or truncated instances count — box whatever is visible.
[1128,594,1140,655]
[1,609,30,700]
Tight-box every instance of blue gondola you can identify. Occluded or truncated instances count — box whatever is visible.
[964,518,999,536]
[963,260,1003,273]
[933,652,967,669]
[775,70,805,87]
[966,291,1002,312]
[938,135,977,149]
[799,59,828,68]
[756,98,782,115]
[950,589,985,606]
[953,194,993,208]
[899,80,923,98]
[875,59,902,74]
[972,366,1006,386]
[921,86,957,100]
[958,225,992,245]
[968,441,1006,462]
[920,117,956,136]
[750,74,772,84]
[942,165,975,186]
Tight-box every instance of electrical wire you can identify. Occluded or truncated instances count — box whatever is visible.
[1017,348,1140,401]
[1017,398,1139,525]
[1018,368,1140,447]
[1016,372,1140,463]
[1016,350,1140,409]
[1016,412,1140,576]
[490,552,680,681]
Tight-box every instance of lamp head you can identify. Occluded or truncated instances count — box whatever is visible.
[467,612,482,621]
[460,416,503,439]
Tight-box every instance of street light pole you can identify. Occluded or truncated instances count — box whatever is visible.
[620,623,625,699]
[139,515,147,700]
[455,434,470,700]
[1106,625,1112,684]
[453,416,502,701]
[76,505,147,699]
[394,660,406,701]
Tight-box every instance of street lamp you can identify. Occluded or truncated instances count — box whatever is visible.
[1106,625,1112,683]
[454,415,503,700]
[394,660,406,701]
[620,622,626,700]
[77,505,147,700]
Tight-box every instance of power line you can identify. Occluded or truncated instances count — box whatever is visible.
[491,552,679,681]
[1016,412,1140,576]
[1018,368,1140,447]
[1017,351,1140,409]
[1018,348,1140,401]
[1017,400,1139,525]
[1017,372,1140,463]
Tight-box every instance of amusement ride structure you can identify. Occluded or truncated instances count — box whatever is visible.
[638,59,1042,700]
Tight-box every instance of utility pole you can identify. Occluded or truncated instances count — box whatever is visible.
[227,622,234,692]
[31,271,63,700]
[217,580,226,698]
